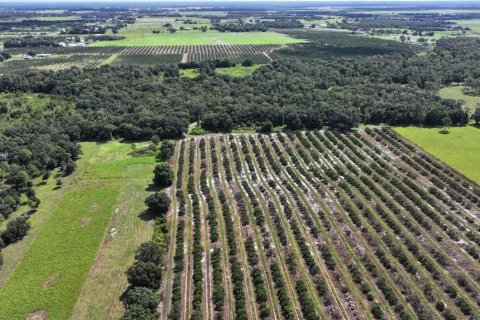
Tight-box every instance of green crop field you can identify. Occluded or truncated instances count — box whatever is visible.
[91,30,303,47]
[395,126,480,184]
[439,85,480,114]
[0,141,156,320]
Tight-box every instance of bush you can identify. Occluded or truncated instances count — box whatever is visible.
[122,304,159,320]
[1,217,30,246]
[123,287,159,310]
[153,162,173,188]
[135,241,163,265]
[241,59,254,67]
[371,304,384,319]
[159,140,175,160]
[435,300,445,312]
[256,121,273,134]
[457,297,471,315]
[62,161,76,176]
[126,261,162,290]
[145,192,170,216]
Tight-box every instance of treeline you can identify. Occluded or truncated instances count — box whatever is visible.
[213,23,269,32]
[213,19,303,32]
[85,35,126,42]
[4,35,125,49]
[61,25,108,34]
[337,16,453,32]
[261,19,304,29]
[3,36,65,48]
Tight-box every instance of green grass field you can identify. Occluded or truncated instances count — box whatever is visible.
[394,126,480,184]
[453,19,480,33]
[216,64,263,77]
[439,85,480,114]
[0,141,156,320]
[180,68,199,78]
[91,30,303,46]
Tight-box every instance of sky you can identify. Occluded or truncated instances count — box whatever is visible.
[6,0,480,2]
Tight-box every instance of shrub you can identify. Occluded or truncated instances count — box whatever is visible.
[126,261,162,290]
[1,217,30,246]
[122,304,159,320]
[145,192,170,216]
[135,241,163,265]
[63,161,76,176]
[371,304,384,319]
[153,162,173,188]
[256,121,273,134]
[159,140,175,160]
[457,297,471,315]
[241,59,254,67]
[123,287,159,310]
[435,300,445,312]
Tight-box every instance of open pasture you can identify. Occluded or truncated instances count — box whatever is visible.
[439,85,480,114]
[216,64,264,77]
[159,129,480,320]
[395,126,480,184]
[450,19,480,33]
[0,141,156,320]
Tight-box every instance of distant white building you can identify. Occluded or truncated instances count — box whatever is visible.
[22,54,32,60]
[59,42,67,47]
[67,42,86,48]
[37,53,52,58]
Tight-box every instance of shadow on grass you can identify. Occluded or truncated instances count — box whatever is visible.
[145,183,162,192]
[138,209,156,221]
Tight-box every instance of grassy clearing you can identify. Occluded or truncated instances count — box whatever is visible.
[439,85,480,114]
[394,126,480,184]
[454,19,480,33]
[0,141,156,320]
[91,30,303,47]
[180,69,199,79]
[216,64,263,77]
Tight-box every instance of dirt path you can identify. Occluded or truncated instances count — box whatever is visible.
[193,139,213,320]
[262,52,273,62]
[206,138,235,319]
[216,137,259,320]
[159,142,181,319]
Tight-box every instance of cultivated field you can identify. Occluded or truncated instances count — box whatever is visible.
[115,44,280,64]
[0,141,156,320]
[1,44,281,71]
[159,129,480,320]
[91,30,302,47]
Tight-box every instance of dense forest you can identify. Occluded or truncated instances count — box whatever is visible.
[0,33,479,222]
